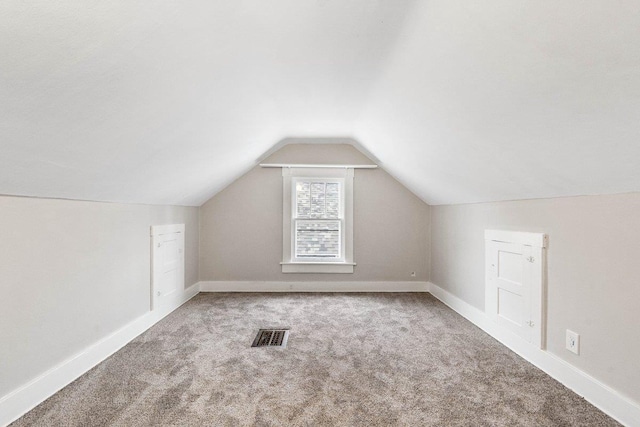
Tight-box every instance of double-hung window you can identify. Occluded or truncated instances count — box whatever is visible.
[293,177,343,261]
[282,167,354,273]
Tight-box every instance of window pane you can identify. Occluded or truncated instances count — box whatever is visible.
[325,183,339,218]
[310,183,325,217]
[295,220,340,258]
[296,181,311,217]
[295,180,340,219]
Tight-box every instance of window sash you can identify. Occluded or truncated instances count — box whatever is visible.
[291,177,345,262]
[294,219,342,259]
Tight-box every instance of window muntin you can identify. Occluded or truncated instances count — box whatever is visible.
[292,178,344,261]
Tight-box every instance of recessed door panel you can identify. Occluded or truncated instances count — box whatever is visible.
[498,250,523,284]
[160,235,179,297]
[498,287,523,327]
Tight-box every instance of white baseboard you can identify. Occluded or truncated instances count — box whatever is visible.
[5,281,636,426]
[0,282,200,427]
[198,280,429,292]
[427,282,640,427]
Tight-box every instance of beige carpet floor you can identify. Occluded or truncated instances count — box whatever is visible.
[12,293,618,426]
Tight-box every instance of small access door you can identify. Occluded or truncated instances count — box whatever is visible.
[151,224,185,310]
[485,230,547,348]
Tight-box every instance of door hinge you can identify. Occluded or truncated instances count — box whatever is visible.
[526,256,535,263]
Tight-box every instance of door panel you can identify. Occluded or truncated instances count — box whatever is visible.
[151,224,185,310]
[488,241,532,343]
[485,230,546,348]
[498,287,523,327]
[159,234,180,297]
[498,250,523,284]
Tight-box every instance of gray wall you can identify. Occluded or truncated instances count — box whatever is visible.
[430,192,640,403]
[199,144,430,282]
[0,195,199,397]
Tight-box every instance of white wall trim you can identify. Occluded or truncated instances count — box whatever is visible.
[260,163,377,169]
[0,282,200,427]
[428,281,640,427]
[280,263,355,274]
[199,280,429,292]
[6,281,635,426]
[485,229,548,248]
[150,223,185,236]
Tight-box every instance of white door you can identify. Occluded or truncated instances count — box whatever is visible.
[487,241,533,342]
[151,224,185,310]
[485,230,547,348]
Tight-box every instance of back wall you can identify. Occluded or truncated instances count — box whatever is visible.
[199,143,430,283]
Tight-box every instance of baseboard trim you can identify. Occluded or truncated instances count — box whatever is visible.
[198,280,429,292]
[5,281,635,426]
[0,282,200,427]
[427,282,640,427]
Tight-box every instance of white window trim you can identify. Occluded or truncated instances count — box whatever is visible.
[282,167,355,273]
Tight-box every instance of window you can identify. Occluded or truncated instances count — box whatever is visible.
[294,178,342,260]
[282,167,354,273]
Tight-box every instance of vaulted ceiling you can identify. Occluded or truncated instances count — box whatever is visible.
[2,1,639,206]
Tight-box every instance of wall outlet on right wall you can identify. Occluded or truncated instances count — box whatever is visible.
[566,330,580,355]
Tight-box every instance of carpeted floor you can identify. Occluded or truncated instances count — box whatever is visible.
[12,293,618,426]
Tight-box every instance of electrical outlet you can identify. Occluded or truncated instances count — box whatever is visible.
[566,330,580,355]
[410,271,416,277]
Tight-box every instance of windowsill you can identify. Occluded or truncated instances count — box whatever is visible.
[281,262,356,274]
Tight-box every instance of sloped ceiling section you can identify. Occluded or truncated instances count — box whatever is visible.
[2,1,639,206]
[355,0,640,205]
[0,0,416,206]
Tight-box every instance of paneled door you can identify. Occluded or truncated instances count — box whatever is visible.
[151,224,185,310]
[485,230,547,348]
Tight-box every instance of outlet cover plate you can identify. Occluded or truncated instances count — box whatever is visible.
[566,330,580,355]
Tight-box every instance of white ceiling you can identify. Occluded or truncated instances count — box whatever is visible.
[356,0,640,205]
[2,0,639,206]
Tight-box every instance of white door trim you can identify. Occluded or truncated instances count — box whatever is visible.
[485,229,548,248]
[151,224,185,236]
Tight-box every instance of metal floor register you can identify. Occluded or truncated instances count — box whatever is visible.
[251,329,290,348]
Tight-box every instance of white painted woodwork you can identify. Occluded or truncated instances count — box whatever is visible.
[260,164,377,169]
[199,281,428,292]
[485,230,546,348]
[151,224,185,310]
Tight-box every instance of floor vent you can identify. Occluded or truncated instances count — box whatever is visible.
[252,329,290,348]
